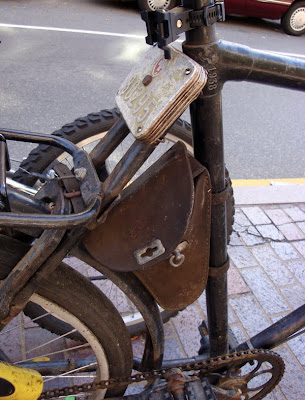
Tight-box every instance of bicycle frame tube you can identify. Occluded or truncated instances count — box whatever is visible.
[182,0,305,357]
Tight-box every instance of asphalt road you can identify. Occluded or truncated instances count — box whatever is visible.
[0,0,304,179]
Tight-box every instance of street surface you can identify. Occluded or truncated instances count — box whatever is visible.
[0,0,304,179]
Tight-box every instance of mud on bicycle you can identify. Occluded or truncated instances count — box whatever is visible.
[0,0,305,398]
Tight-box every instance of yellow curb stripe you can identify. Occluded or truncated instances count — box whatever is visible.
[232,178,305,187]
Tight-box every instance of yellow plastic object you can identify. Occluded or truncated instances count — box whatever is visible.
[0,362,43,400]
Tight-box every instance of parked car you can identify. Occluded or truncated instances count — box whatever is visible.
[137,0,305,36]
[224,0,305,36]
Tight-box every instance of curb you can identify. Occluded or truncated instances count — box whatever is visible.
[234,184,305,205]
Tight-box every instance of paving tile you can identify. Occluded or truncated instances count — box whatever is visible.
[22,312,43,329]
[164,338,185,360]
[172,303,202,357]
[233,209,252,227]
[228,246,258,268]
[292,240,305,258]
[228,264,250,295]
[287,334,305,368]
[229,231,243,246]
[228,305,237,324]
[251,246,295,286]
[256,224,285,241]
[241,206,271,225]
[270,241,300,260]
[286,259,305,286]
[196,292,207,316]
[281,285,305,309]
[163,320,176,338]
[298,203,305,213]
[278,223,305,241]
[229,293,270,337]
[132,335,145,359]
[1,315,23,362]
[229,323,248,343]
[64,256,90,275]
[264,208,292,225]
[197,293,237,324]
[238,225,266,246]
[282,206,305,222]
[276,346,305,400]
[240,267,290,314]
[264,388,285,400]
[297,221,305,234]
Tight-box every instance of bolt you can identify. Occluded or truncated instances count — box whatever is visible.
[142,75,153,86]
[177,19,183,28]
[137,127,142,133]
[74,167,87,181]
[47,169,56,179]
[48,202,55,211]
[185,68,191,75]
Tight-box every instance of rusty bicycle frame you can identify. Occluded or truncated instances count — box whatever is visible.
[1,0,305,397]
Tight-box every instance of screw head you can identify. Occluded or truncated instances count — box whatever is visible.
[137,127,142,133]
[185,68,191,75]
[176,19,183,29]
[142,75,153,86]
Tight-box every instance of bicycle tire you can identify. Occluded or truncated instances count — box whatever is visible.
[1,261,133,398]
[13,108,192,186]
[12,108,234,335]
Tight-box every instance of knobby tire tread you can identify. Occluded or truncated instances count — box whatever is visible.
[13,108,234,336]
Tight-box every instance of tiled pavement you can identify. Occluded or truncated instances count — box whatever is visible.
[159,203,305,400]
[6,202,305,399]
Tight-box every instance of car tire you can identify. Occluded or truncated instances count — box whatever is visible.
[281,1,305,36]
[137,0,177,11]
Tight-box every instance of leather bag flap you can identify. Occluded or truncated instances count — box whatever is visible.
[82,142,196,272]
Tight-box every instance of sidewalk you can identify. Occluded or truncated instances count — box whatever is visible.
[157,202,305,400]
[8,199,305,399]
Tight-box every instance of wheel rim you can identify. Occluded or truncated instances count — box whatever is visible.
[147,0,171,10]
[1,293,109,399]
[290,6,305,31]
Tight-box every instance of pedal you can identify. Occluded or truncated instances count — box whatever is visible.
[198,320,209,355]
[185,378,217,400]
[116,45,207,143]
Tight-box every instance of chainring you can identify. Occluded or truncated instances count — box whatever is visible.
[39,349,284,399]
[206,350,285,399]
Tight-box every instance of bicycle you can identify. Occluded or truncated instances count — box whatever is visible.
[0,0,305,398]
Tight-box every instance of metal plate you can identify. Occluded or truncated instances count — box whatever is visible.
[116,45,207,143]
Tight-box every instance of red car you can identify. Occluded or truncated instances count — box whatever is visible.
[224,0,305,36]
[138,0,305,36]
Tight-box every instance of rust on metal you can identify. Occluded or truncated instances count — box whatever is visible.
[164,368,187,400]
[142,75,153,86]
[64,191,81,199]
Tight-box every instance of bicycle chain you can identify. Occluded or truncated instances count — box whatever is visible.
[39,349,285,399]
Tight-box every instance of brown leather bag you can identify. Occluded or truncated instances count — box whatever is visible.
[83,141,211,310]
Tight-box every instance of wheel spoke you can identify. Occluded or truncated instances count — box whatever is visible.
[43,361,98,383]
